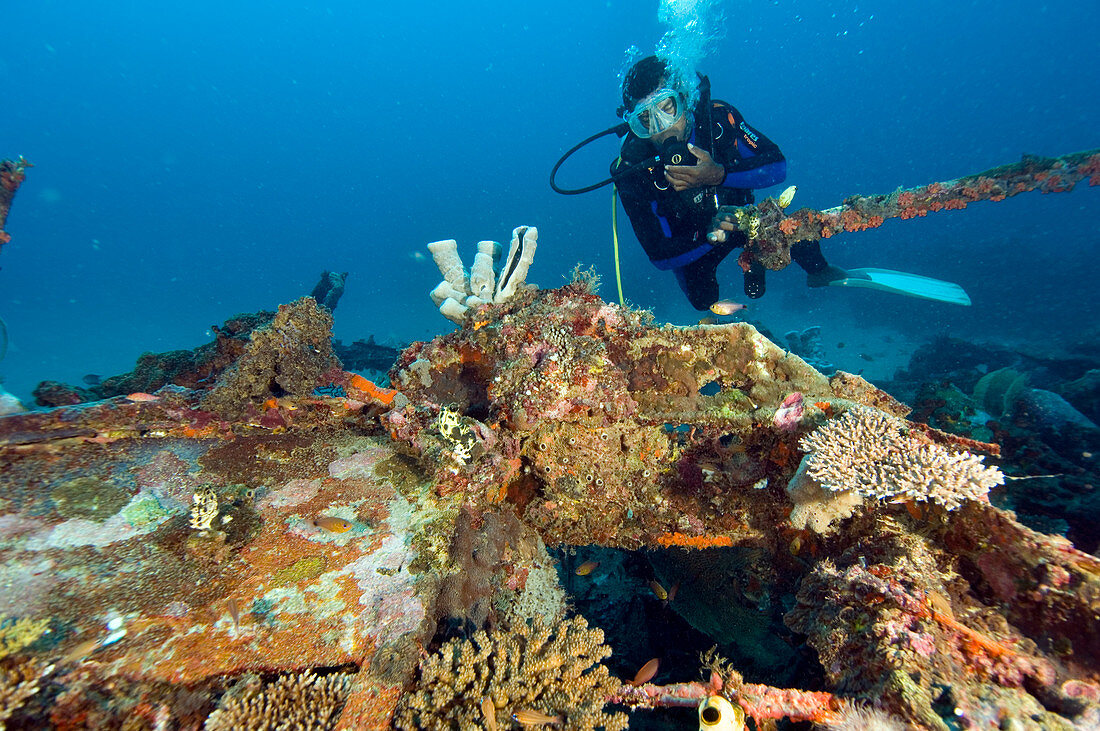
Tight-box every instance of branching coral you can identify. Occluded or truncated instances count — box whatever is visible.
[0,661,45,729]
[203,669,355,731]
[394,615,627,730]
[0,616,49,661]
[799,406,1003,509]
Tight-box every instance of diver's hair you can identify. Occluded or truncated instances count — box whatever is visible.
[621,55,669,110]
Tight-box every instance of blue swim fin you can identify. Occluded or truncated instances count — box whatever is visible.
[828,268,972,306]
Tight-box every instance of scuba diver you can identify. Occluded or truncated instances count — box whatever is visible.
[550,55,971,309]
[611,55,847,309]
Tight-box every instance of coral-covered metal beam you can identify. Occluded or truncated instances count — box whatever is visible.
[612,680,843,724]
[0,156,30,251]
[743,148,1100,270]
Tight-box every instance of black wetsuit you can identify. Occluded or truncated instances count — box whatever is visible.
[612,98,830,309]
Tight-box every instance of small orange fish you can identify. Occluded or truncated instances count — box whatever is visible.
[575,560,600,576]
[482,697,498,731]
[927,590,954,620]
[666,581,680,604]
[59,636,103,665]
[649,580,668,601]
[512,709,562,726]
[227,598,241,635]
[125,392,159,402]
[630,657,660,686]
[313,516,353,533]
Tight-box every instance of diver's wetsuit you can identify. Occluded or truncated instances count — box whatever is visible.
[612,99,831,309]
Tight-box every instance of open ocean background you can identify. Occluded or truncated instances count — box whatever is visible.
[1,0,1097,402]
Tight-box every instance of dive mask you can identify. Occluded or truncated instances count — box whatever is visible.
[624,87,687,139]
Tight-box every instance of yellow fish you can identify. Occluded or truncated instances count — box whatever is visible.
[313,516,354,533]
[649,580,668,601]
[59,637,104,665]
[482,697,498,731]
[709,300,746,316]
[512,708,563,725]
[777,185,797,208]
[574,560,600,576]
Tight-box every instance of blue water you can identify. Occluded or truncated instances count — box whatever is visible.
[1,0,1097,402]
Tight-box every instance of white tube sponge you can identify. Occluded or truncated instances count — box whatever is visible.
[430,280,467,308]
[494,226,538,302]
[438,298,469,325]
[427,239,466,292]
[469,240,498,301]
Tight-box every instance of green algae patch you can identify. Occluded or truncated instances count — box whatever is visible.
[51,477,130,521]
[121,494,170,529]
[374,454,427,496]
[273,556,326,586]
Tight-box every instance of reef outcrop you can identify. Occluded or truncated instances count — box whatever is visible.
[2,282,1099,729]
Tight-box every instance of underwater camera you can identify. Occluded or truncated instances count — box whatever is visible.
[659,137,695,168]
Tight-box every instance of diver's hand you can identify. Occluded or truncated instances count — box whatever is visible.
[664,144,725,192]
[707,207,741,244]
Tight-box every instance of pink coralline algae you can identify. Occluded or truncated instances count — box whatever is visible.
[773,391,805,431]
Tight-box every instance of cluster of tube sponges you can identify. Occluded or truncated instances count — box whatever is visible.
[394,615,627,730]
[799,406,1003,510]
[428,225,538,325]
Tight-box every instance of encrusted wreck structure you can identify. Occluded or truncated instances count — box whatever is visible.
[2,150,1100,726]
[732,148,1100,273]
[1,279,1099,729]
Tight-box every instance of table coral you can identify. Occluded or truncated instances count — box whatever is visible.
[799,405,1003,509]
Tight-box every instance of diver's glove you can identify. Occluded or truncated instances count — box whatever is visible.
[708,204,760,244]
